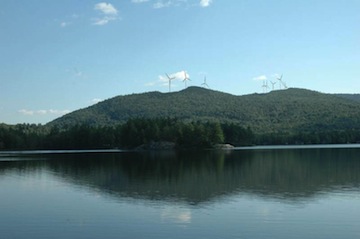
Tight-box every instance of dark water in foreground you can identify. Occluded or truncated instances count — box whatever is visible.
[1,146,360,238]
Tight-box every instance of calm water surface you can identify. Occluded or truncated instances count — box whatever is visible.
[1,146,360,238]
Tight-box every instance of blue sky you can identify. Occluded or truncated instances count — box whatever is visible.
[1,0,359,124]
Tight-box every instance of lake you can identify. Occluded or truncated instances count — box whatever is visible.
[1,145,360,239]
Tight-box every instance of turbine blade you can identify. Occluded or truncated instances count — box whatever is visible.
[166,73,171,80]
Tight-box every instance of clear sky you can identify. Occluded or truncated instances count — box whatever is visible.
[1,0,359,124]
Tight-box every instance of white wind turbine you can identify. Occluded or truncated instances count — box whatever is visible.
[261,80,266,93]
[262,80,270,93]
[201,76,209,88]
[277,74,283,90]
[270,81,277,91]
[277,74,288,89]
[282,81,288,89]
[183,71,191,88]
[166,73,175,92]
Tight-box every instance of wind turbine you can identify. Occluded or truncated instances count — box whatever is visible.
[276,74,283,90]
[166,73,175,92]
[261,80,266,93]
[262,80,270,93]
[277,74,288,89]
[282,81,288,89]
[183,71,191,88]
[201,76,209,88]
[270,81,277,91]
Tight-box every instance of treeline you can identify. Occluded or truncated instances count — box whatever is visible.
[0,119,253,150]
[2,119,360,151]
[256,130,360,145]
[0,123,46,150]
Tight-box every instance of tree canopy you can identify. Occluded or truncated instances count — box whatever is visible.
[48,87,360,135]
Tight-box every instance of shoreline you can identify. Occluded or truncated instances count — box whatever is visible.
[2,143,360,156]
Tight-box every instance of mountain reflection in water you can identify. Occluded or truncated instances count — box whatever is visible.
[1,147,360,204]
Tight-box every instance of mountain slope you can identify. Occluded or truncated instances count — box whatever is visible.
[336,94,360,103]
[48,87,360,134]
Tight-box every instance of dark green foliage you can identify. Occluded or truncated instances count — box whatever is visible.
[222,123,254,146]
[2,119,360,150]
[255,130,360,145]
[1,119,247,150]
[43,125,117,149]
[2,88,360,150]
[47,87,360,136]
[336,94,360,103]
[0,123,46,150]
[119,118,226,148]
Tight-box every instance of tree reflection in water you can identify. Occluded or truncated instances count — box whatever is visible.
[1,148,360,204]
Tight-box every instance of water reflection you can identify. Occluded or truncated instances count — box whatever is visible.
[160,206,192,224]
[1,148,360,204]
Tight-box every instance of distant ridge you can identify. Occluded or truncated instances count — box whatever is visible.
[48,87,360,134]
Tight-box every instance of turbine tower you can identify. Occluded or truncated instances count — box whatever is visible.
[270,81,277,91]
[282,81,288,89]
[277,74,283,90]
[201,76,209,88]
[183,71,191,88]
[262,80,269,93]
[277,74,288,89]
[261,80,266,93]
[166,73,175,92]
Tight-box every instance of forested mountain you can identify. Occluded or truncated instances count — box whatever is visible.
[336,94,360,103]
[48,87,360,135]
[2,88,360,150]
